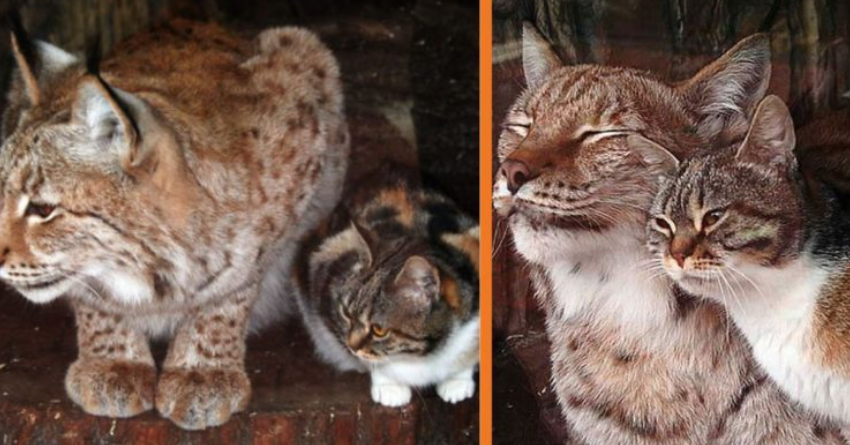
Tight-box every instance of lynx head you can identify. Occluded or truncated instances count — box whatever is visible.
[309,223,458,363]
[494,23,771,265]
[648,96,802,300]
[0,29,192,303]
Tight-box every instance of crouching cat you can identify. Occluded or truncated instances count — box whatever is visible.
[296,164,479,407]
[649,95,850,423]
[0,19,348,430]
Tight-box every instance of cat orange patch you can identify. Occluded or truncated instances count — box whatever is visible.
[442,231,480,272]
[813,265,850,375]
[440,276,462,310]
[378,188,416,227]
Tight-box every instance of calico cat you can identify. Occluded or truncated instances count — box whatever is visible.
[296,164,479,407]
[0,19,348,430]
[649,95,850,424]
[494,23,846,443]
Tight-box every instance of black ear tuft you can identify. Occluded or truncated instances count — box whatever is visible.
[85,33,102,76]
[7,10,33,60]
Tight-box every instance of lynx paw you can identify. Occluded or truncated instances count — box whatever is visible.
[437,378,476,404]
[65,359,156,418]
[371,382,412,407]
[156,367,251,430]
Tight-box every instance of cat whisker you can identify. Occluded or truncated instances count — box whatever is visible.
[716,269,750,322]
[712,268,734,342]
[725,264,767,302]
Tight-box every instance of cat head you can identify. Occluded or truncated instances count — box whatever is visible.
[494,23,771,265]
[0,29,193,303]
[647,95,803,299]
[309,223,456,362]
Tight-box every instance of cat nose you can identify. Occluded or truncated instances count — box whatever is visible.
[671,252,687,268]
[499,159,535,194]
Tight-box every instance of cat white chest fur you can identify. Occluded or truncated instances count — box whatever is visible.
[728,259,850,423]
[369,315,479,407]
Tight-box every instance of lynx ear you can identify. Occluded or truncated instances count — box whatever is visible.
[522,22,562,89]
[73,76,170,174]
[7,14,78,107]
[73,77,139,164]
[628,135,679,172]
[393,256,440,308]
[680,34,771,145]
[736,95,795,170]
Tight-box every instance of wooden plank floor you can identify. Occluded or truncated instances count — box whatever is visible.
[0,291,478,444]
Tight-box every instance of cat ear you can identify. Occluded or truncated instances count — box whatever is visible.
[393,256,440,307]
[7,14,78,108]
[628,134,679,172]
[680,34,771,145]
[522,22,562,90]
[736,95,795,170]
[349,221,374,268]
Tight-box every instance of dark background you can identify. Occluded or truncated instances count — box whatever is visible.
[491,1,850,443]
[0,0,479,443]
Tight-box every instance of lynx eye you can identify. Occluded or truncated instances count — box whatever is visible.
[702,209,725,229]
[371,324,389,338]
[652,216,675,235]
[25,202,57,219]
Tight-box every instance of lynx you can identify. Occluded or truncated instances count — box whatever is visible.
[0,19,348,430]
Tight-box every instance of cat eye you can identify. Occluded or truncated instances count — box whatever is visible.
[702,210,725,229]
[651,216,675,235]
[371,324,389,338]
[25,202,57,219]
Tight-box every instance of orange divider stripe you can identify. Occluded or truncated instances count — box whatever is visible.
[479,1,493,444]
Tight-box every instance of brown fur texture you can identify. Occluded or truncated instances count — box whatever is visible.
[495,24,845,444]
[0,20,348,430]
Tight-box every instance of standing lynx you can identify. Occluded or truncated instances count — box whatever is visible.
[494,24,846,444]
[0,19,348,430]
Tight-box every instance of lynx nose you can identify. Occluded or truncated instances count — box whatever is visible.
[671,252,687,268]
[499,159,535,194]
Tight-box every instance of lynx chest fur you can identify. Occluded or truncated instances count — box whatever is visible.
[0,19,348,430]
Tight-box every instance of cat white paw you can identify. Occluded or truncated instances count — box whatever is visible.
[437,378,475,404]
[371,383,412,407]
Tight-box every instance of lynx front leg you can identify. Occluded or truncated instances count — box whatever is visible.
[65,302,156,418]
[155,286,256,430]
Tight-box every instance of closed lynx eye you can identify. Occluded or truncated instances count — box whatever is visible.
[652,215,675,235]
[577,128,631,144]
[25,202,57,219]
[505,123,530,137]
[371,324,389,338]
[702,209,725,229]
